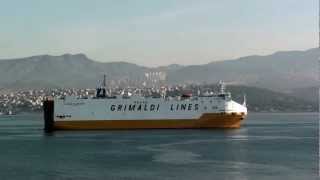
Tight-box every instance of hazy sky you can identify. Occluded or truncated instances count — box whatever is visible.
[0,0,317,66]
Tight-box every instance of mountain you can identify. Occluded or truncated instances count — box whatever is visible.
[227,85,317,112]
[167,48,318,91]
[287,86,318,103]
[0,54,148,88]
[0,48,318,91]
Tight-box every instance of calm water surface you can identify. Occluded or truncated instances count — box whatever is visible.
[0,113,317,180]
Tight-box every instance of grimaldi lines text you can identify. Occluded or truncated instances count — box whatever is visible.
[109,103,200,112]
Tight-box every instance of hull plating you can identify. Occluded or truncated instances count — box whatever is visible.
[54,113,245,130]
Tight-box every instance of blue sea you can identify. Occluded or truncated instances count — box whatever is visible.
[0,113,317,180]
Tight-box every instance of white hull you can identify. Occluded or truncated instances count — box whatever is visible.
[54,96,247,121]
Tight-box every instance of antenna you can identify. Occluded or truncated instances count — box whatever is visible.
[103,74,106,88]
[243,94,246,107]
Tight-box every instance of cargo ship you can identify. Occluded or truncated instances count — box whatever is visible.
[43,79,247,131]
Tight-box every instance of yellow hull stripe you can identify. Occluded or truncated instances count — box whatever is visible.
[54,113,245,130]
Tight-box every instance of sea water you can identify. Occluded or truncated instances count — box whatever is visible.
[0,113,317,180]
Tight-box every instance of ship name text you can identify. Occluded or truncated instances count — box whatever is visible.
[110,103,199,112]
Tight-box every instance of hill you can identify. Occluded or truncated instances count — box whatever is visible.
[167,48,318,91]
[227,85,317,112]
[0,54,148,88]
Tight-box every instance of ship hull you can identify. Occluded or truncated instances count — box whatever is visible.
[53,113,245,130]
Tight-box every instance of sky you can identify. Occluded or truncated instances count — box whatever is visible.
[0,0,317,66]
